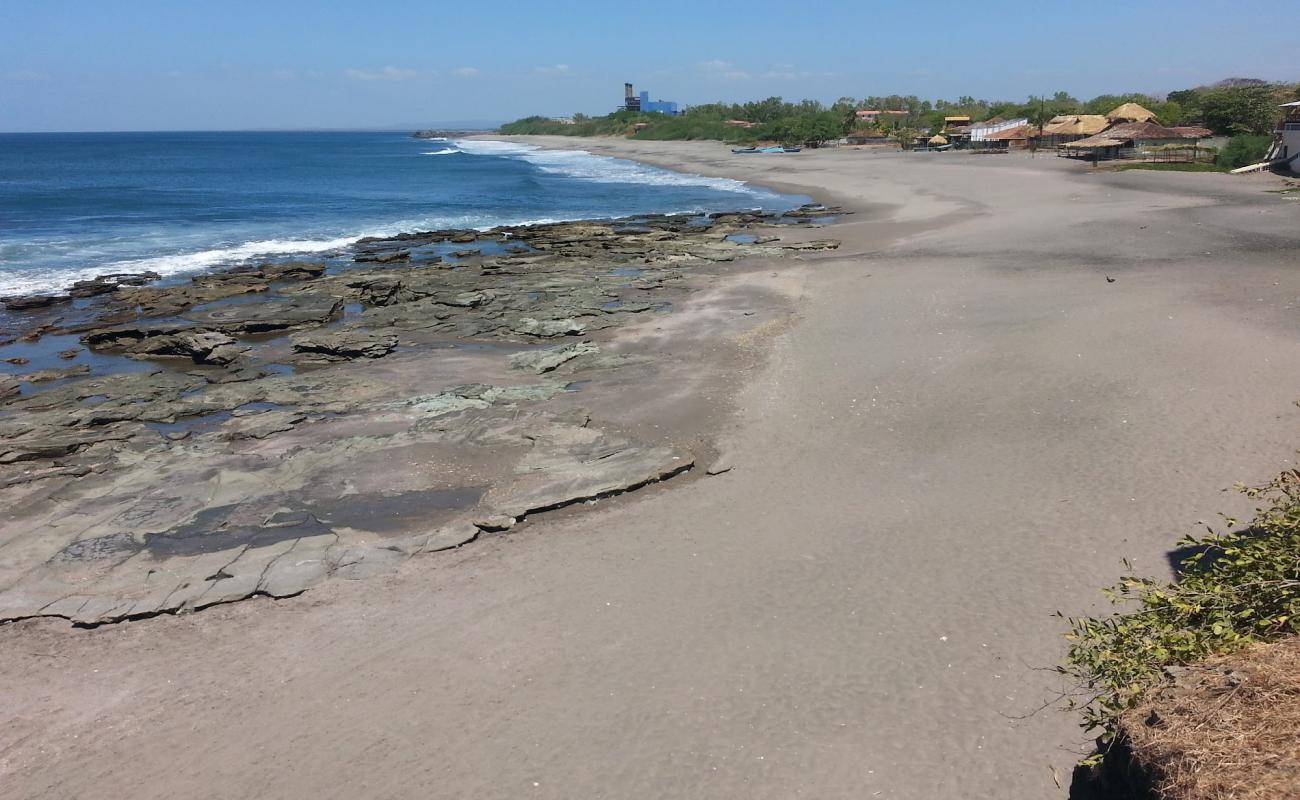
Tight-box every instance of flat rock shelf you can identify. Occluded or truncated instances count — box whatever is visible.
[0,207,844,625]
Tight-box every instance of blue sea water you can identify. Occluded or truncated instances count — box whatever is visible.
[0,131,804,296]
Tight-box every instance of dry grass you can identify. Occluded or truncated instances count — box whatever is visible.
[1120,637,1300,799]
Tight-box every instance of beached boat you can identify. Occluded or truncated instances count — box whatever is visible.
[733,146,802,154]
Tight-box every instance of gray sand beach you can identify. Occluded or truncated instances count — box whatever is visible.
[3,139,1298,799]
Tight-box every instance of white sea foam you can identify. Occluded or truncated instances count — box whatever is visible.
[1,213,598,296]
[0,236,356,297]
[453,139,774,198]
[1,140,792,298]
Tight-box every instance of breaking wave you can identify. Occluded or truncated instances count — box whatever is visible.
[453,139,778,199]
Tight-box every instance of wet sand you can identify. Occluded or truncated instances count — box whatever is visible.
[3,140,1299,799]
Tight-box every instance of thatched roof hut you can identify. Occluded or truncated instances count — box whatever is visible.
[1101,121,1192,141]
[928,135,948,145]
[1061,121,1199,159]
[1041,115,1109,137]
[1107,102,1158,123]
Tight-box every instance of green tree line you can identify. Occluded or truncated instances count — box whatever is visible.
[497,79,1300,146]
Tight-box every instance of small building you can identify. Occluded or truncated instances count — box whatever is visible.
[855,109,910,122]
[639,91,679,115]
[982,123,1037,149]
[1060,121,1199,160]
[968,117,1029,143]
[943,116,971,130]
[1276,101,1300,172]
[622,83,679,115]
[1106,102,1158,124]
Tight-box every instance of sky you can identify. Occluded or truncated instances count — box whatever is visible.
[1,0,1296,132]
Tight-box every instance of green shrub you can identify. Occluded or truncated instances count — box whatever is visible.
[1061,472,1300,753]
[1216,135,1274,169]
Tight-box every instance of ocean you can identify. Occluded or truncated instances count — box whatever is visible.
[0,131,805,297]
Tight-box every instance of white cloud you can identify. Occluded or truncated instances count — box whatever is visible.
[452,67,480,78]
[533,64,571,76]
[698,60,750,81]
[345,66,421,81]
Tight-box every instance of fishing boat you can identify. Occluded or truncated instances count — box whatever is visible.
[733,145,802,154]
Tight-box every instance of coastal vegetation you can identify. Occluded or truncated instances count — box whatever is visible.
[1110,162,1227,173]
[500,79,1300,148]
[1062,470,1300,774]
[1216,134,1276,169]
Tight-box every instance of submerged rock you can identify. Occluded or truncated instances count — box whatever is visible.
[16,364,91,383]
[2,294,71,311]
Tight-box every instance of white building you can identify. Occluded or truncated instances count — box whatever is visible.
[1277,101,1300,172]
[969,118,1029,143]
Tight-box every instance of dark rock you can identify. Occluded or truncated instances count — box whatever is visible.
[259,261,327,280]
[354,250,410,264]
[185,297,342,333]
[16,364,91,383]
[68,272,161,298]
[125,330,249,366]
[2,294,71,311]
[290,329,398,361]
[0,426,137,464]
[82,321,195,349]
[57,349,79,359]
[3,357,30,365]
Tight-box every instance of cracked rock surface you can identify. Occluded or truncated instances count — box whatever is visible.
[0,209,842,624]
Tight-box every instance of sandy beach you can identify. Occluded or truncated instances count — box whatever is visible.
[3,139,1299,799]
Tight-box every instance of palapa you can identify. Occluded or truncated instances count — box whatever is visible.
[1063,121,1192,149]
[1106,102,1158,123]
[1040,115,1109,137]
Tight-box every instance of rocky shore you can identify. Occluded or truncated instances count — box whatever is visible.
[0,208,842,625]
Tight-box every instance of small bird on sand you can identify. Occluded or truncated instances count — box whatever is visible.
[1105,276,1116,283]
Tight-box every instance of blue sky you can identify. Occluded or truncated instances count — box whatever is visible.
[1,0,1295,131]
